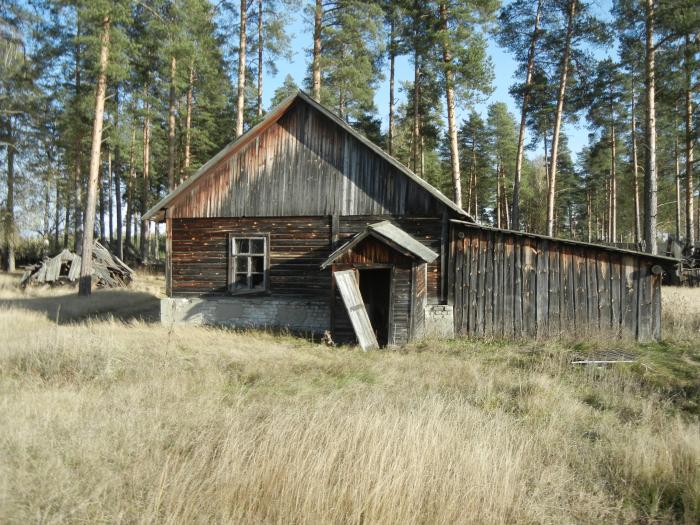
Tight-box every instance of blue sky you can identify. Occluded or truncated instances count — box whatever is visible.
[259,0,616,160]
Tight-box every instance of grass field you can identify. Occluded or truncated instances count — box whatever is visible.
[0,273,698,524]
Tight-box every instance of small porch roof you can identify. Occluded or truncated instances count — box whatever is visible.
[321,221,439,269]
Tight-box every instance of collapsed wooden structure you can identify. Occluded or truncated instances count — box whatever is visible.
[21,241,134,288]
[144,91,676,346]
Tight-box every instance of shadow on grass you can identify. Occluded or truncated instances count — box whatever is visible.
[0,289,160,324]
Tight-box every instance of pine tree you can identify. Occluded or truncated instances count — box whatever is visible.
[498,0,545,230]
[436,0,496,209]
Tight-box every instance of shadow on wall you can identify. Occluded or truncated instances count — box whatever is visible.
[0,289,161,324]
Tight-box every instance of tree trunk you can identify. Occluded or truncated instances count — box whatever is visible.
[631,87,641,244]
[412,49,421,175]
[546,0,576,237]
[257,0,263,117]
[79,15,110,296]
[512,0,542,230]
[610,122,617,242]
[468,129,477,216]
[54,173,60,250]
[167,55,177,190]
[3,117,15,272]
[685,35,695,246]
[98,156,105,243]
[235,0,247,137]
[140,94,151,261]
[312,0,322,102]
[388,17,395,155]
[440,2,462,208]
[108,148,113,245]
[73,28,83,254]
[496,163,502,228]
[643,0,658,254]
[674,114,682,239]
[63,185,71,248]
[587,189,592,242]
[125,127,135,250]
[183,63,194,180]
[114,86,123,259]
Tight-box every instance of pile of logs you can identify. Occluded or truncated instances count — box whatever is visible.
[20,241,135,288]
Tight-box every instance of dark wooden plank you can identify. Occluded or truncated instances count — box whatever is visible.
[461,234,470,334]
[652,273,661,340]
[620,256,638,338]
[468,231,479,334]
[484,232,494,336]
[493,232,504,337]
[536,239,549,338]
[596,253,612,331]
[609,255,622,335]
[548,247,561,337]
[561,247,576,333]
[522,238,537,337]
[637,261,653,342]
[513,239,523,337]
[574,249,588,335]
[476,231,487,336]
[454,230,464,334]
[586,253,599,332]
[503,236,515,337]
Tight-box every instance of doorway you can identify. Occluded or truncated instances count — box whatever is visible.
[357,268,391,346]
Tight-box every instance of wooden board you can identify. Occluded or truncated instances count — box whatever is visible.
[333,270,379,351]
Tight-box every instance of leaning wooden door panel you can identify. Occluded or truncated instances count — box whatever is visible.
[333,270,379,351]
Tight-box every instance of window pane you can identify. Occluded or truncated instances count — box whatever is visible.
[250,238,265,254]
[251,274,264,289]
[233,256,248,275]
[235,238,249,254]
[250,256,264,273]
[232,273,248,290]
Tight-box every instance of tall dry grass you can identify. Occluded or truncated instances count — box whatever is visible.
[0,275,698,524]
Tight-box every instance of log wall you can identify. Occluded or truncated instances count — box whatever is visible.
[450,223,662,341]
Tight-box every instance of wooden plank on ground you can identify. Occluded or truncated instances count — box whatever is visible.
[333,270,379,351]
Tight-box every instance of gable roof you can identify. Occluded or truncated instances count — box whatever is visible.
[144,90,473,221]
[321,221,439,269]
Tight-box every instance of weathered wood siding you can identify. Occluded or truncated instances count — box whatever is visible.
[450,223,662,341]
[169,99,454,219]
[171,217,332,297]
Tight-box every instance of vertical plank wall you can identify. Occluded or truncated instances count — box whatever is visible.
[450,223,662,341]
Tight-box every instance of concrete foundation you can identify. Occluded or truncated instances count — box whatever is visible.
[424,304,454,338]
[161,296,330,335]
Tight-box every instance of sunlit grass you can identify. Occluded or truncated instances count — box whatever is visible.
[0,273,698,524]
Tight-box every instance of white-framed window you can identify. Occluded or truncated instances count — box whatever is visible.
[228,235,269,294]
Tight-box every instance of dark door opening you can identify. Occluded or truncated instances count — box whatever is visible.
[357,268,391,346]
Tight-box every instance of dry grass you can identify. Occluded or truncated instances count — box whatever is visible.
[0,274,698,524]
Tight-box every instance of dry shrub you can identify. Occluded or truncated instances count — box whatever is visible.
[0,280,698,524]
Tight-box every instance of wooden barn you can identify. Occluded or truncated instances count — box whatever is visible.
[144,91,675,348]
